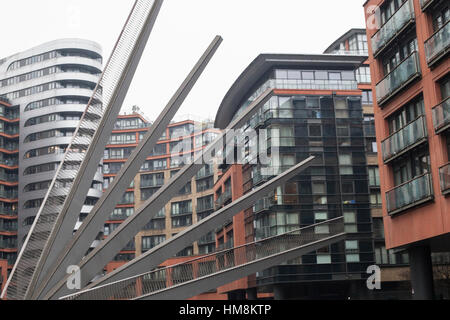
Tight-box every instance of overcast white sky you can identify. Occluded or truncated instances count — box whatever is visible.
[1,0,367,122]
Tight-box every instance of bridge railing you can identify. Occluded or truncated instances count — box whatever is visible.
[61,217,344,300]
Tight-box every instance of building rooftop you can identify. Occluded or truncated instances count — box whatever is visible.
[214,53,366,129]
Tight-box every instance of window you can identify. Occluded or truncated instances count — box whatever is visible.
[337,125,350,137]
[302,71,314,80]
[316,246,331,264]
[342,182,354,194]
[388,97,424,133]
[142,235,166,251]
[119,192,134,205]
[356,66,371,84]
[432,4,449,32]
[339,154,353,175]
[368,167,380,187]
[339,154,352,165]
[346,240,360,263]
[366,138,378,153]
[344,211,357,233]
[269,126,295,147]
[140,173,164,188]
[172,215,192,228]
[362,90,373,104]
[329,72,341,80]
[197,195,214,213]
[312,181,326,194]
[196,177,214,192]
[314,212,329,234]
[309,124,322,137]
[141,187,159,201]
[371,191,382,208]
[306,97,320,109]
[171,200,192,216]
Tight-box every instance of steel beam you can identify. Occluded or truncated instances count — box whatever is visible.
[43,88,274,299]
[85,157,314,289]
[137,234,346,300]
[33,35,223,300]
[3,0,165,301]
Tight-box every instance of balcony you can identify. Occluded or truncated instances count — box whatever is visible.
[381,116,428,164]
[371,0,415,57]
[140,178,164,188]
[252,167,289,186]
[376,51,421,106]
[253,197,272,214]
[0,223,17,233]
[195,166,214,180]
[439,163,450,196]
[214,189,232,209]
[425,21,450,68]
[0,240,17,249]
[432,97,450,134]
[0,190,18,199]
[253,194,300,214]
[420,0,438,12]
[0,159,19,167]
[386,173,434,215]
[197,202,214,214]
[0,208,18,216]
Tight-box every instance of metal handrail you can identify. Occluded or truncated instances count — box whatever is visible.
[376,50,419,87]
[60,217,344,300]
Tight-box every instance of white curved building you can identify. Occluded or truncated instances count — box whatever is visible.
[0,39,104,248]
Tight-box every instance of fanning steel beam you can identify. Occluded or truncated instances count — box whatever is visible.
[33,35,223,300]
[138,234,346,300]
[43,88,274,300]
[59,217,344,300]
[84,156,315,293]
[2,0,164,300]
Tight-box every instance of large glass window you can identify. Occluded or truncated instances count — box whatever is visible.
[142,235,166,251]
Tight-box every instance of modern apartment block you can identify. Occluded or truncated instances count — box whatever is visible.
[325,29,412,298]
[213,52,375,300]
[0,39,104,253]
[102,113,225,299]
[211,28,416,300]
[363,0,449,299]
[0,97,19,278]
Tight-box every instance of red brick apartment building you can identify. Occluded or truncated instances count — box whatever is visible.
[363,0,449,299]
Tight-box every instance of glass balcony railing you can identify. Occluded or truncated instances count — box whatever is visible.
[432,97,450,134]
[0,159,18,167]
[0,224,18,232]
[420,0,437,11]
[0,190,18,199]
[0,208,18,216]
[140,178,164,188]
[0,172,18,182]
[439,163,450,195]
[371,0,415,56]
[196,166,214,180]
[382,116,427,163]
[253,194,300,214]
[425,21,450,67]
[376,51,421,105]
[268,78,358,91]
[386,173,433,215]
[0,240,17,249]
[253,197,272,214]
[214,189,232,209]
